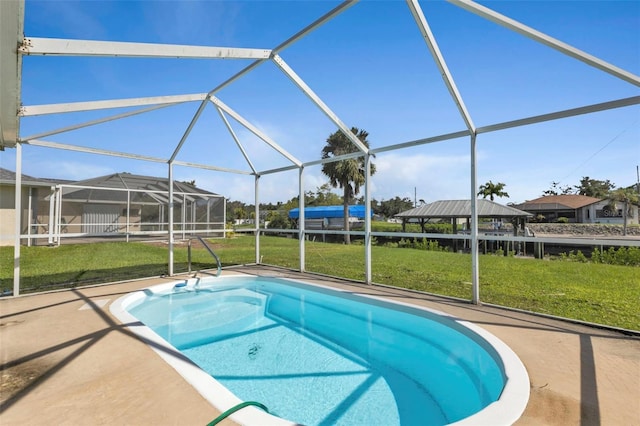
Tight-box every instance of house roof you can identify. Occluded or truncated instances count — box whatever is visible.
[513,194,601,211]
[69,172,216,195]
[0,169,220,204]
[0,167,70,187]
[395,199,532,219]
[59,172,219,204]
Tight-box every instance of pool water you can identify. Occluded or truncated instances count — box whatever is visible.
[127,276,508,425]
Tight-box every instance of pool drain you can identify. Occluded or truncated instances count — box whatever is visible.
[248,343,261,359]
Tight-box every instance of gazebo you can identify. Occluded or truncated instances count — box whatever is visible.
[395,199,532,234]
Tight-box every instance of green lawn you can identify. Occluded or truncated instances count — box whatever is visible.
[1,235,638,330]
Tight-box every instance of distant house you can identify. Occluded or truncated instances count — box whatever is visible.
[289,205,370,230]
[0,168,225,246]
[513,194,638,225]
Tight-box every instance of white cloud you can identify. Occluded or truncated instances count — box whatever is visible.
[38,160,114,182]
[371,152,471,202]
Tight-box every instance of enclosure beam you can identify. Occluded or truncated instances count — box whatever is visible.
[170,96,211,162]
[27,139,252,175]
[470,133,480,304]
[215,106,257,174]
[13,143,22,296]
[303,151,366,168]
[364,154,372,284]
[406,0,476,132]
[210,96,302,167]
[271,54,370,154]
[299,167,306,272]
[207,0,357,95]
[20,37,271,60]
[273,1,358,53]
[20,93,208,116]
[27,139,169,163]
[448,0,640,87]
[255,175,261,264]
[259,164,300,176]
[371,130,471,154]
[21,103,176,141]
[477,96,640,134]
[172,160,252,175]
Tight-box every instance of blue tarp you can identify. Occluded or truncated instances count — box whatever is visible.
[289,205,369,219]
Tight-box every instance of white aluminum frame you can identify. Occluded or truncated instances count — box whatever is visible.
[20,37,271,60]
[5,0,639,302]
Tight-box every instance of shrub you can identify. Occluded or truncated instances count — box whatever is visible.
[395,238,447,251]
[556,217,569,223]
[591,246,640,267]
[266,214,291,229]
[559,250,589,263]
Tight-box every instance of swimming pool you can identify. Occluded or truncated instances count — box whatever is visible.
[110,275,529,425]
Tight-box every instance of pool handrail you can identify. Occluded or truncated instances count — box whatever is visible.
[187,235,222,277]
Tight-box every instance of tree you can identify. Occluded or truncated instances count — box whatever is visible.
[542,181,573,196]
[375,196,414,218]
[477,181,509,201]
[321,127,375,244]
[308,183,343,206]
[575,176,614,198]
[608,187,640,236]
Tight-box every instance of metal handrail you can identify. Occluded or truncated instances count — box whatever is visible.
[187,235,222,277]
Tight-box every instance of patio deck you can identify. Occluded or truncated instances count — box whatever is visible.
[1,266,639,425]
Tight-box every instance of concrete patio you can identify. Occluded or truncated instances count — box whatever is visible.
[1,266,639,425]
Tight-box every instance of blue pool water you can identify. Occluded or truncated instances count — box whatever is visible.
[127,276,507,425]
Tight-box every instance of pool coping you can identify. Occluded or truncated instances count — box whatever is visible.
[110,273,530,426]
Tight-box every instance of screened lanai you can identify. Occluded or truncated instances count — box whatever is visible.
[44,172,225,244]
[1,0,639,306]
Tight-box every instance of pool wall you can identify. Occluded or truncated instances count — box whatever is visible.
[110,274,530,426]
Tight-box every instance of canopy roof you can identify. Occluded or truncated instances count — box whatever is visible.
[395,199,532,219]
[289,205,369,220]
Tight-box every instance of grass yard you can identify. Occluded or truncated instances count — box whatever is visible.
[1,235,638,330]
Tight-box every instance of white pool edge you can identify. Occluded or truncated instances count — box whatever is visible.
[345,291,531,426]
[110,275,530,426]
[110,274,296,426]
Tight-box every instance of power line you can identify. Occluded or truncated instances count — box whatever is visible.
[560,117,639,183]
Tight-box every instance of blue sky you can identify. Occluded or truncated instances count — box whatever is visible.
[2,0,639,205]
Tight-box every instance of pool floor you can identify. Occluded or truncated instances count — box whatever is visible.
[183,313,444,425]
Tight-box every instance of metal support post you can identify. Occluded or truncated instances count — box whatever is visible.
[255,175,260,263]
[168,163,174,276]
[48,186,55,245]
[470,134,480,304]
[13,143,22,296]
[126,190,131,242]
[364,154,372,284]
[299,167,305,272]
[55,186,62,246]
[27,187,33,246]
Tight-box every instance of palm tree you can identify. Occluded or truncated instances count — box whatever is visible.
[477,181,509,201]
[321,127,375,244]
